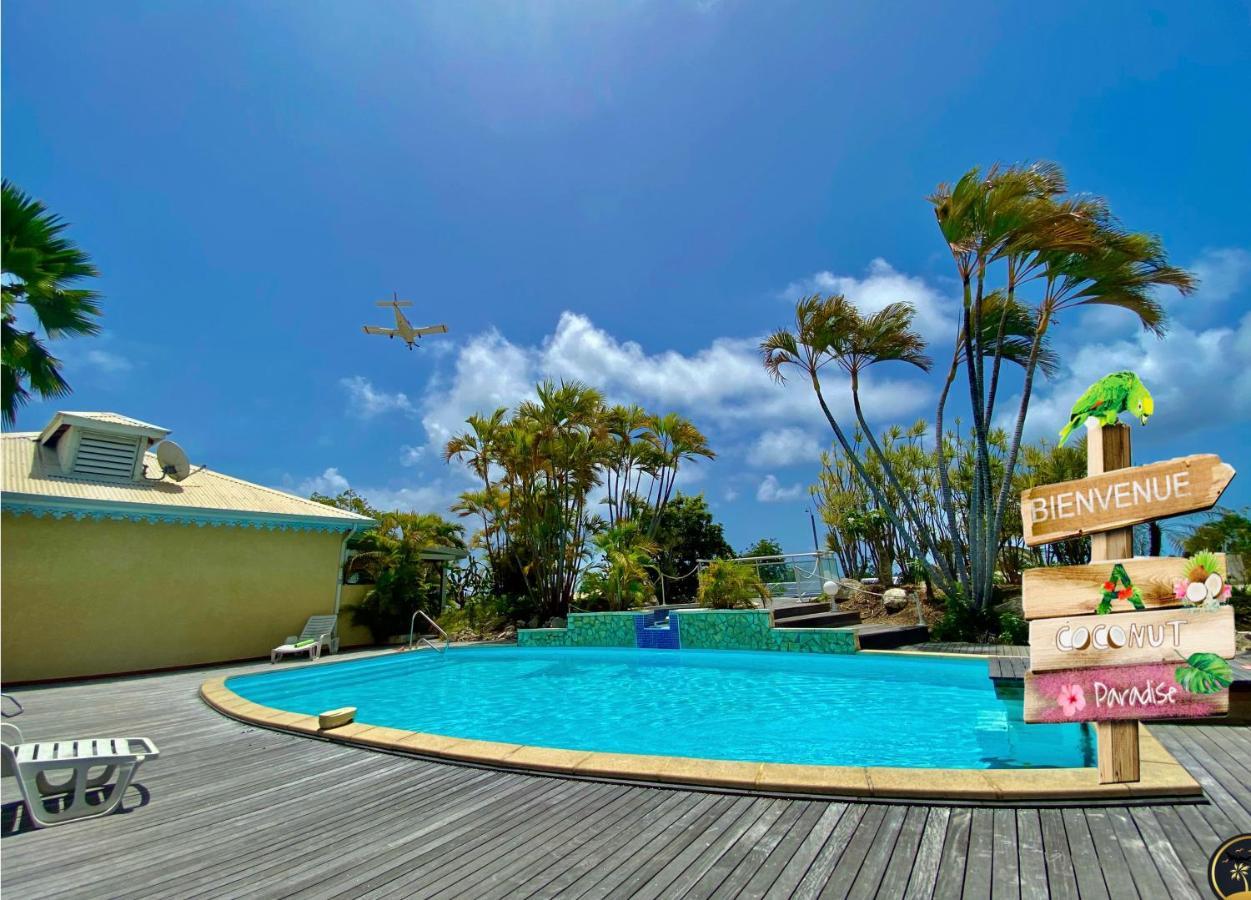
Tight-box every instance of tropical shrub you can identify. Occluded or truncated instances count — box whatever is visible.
[697,559,771,610]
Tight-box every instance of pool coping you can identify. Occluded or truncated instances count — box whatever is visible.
[198,649,1203,805]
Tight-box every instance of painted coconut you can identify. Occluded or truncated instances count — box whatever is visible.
[1174,551,1232,610]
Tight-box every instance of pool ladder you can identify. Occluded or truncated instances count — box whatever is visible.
[408,609,450,653]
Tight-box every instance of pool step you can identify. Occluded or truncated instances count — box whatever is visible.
[772,600,833,621]
[772,610,863,629]
[850,624,931,650]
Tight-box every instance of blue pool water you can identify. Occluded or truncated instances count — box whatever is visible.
[227,646,1095,769]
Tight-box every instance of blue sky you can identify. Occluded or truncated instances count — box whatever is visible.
[4,1,1250,553]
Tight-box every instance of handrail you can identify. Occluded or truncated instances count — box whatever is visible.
[408,609,450,653]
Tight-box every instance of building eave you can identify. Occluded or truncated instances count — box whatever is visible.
[1,493,376,534]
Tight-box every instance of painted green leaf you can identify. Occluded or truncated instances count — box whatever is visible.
[1174,653,1233,695]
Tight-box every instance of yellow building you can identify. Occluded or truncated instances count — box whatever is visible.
[1,411,376,684]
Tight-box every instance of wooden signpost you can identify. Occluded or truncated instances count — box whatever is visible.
[1020,453,1235,547]
[1022,553,1227,619]
[1022,420,1237,784]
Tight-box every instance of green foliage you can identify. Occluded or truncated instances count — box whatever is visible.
[636,493,733,602]
[697,559,770,610]
[931,590,1025,644]
[1,180,103,426]
[437,593,511,639]
[311,492,465,643]
[740,538,791,585]
[813,423,1088,590]
[1174,653,1233,695]
[446,382,714,621]
[580,521,658,611]
[1180,508,1251,558]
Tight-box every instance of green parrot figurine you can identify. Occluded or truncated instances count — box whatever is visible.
[1058,371,1154,445]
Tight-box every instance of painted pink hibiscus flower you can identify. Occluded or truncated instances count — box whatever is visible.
[1056,684,1086,718]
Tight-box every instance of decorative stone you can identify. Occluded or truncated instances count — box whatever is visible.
[836,578,863,600]
[319,707,356,729]
[883,588,910,613]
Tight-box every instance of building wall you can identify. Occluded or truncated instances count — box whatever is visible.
[1,514,354,683]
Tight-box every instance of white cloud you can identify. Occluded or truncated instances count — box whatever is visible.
[415,311,930,459]
[1191,247,1251,304]
[724,487,740,502]
[83,349,133,374]
[756,474,804,503]
[746,428,822,467]
[778,258,957,345]
[1020,311,1251,440]
[297,467,350,497]
[292,466,455,514]
[340,375,415,419]
[399,444,423,467]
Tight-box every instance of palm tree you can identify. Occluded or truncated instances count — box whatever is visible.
[761,295,955,596]
[1,181,102,426]
[930,163,1194,608]
[642,412,714,538]
[589,520,659,610]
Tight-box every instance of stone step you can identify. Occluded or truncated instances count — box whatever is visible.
[771,601,832,621]
[772,610,862,628]
[850,624,931,650]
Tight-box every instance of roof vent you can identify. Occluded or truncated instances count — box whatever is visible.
[71,431,144,480]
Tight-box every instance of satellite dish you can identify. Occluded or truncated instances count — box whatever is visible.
[156,440,192,481]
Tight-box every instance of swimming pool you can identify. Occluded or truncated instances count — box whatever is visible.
[227,646,1094,770]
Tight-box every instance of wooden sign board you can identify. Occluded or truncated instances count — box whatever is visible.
[1029,606,1235,673]
[1021,554,1227,620]
[1024,662,1229,724]
[1020,454,1234,547]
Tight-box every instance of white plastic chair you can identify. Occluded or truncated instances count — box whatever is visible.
[270,614,339,663]
[1,722,159,828]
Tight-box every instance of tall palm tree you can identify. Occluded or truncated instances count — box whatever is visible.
[761,295,955,596]
[1,181,102,426]
[642,412,714,538]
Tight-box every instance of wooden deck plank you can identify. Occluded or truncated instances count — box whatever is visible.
[990,807,1021,900]
[1,653,1247,900]
[579,793,733,900]
[1061,808,1110,900]
[1105,807,1170,900]
[788,803,869,900]
[931,806,972,900]
[734,800,828,899]
[1080,808,1137,900]
[816,803,888,899]
[761,803,851,900]
[903,807,949,900]
[1039,810,1080,900]
[871,805,928,899]
[1015,809,1050,900]
[960,808,994,900]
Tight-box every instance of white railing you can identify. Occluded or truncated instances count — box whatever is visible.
[408,609,450,653]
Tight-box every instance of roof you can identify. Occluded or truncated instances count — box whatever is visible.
[38,411,171,445]
[1,432,375,532]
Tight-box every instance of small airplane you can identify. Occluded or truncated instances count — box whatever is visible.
[362,294,449,350]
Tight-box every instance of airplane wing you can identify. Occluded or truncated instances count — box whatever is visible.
[412,324,449,337]
[363,326,397,336]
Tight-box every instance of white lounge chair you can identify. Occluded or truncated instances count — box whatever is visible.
[1,722,159,828]
[271,614,339,663]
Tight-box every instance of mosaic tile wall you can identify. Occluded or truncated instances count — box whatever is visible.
[676,610,857,654]
[517,608,857,654]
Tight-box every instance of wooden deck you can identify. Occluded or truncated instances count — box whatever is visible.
[3,654,1250,899]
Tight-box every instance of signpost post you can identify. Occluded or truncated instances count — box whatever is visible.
[1021,420,1237,784]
